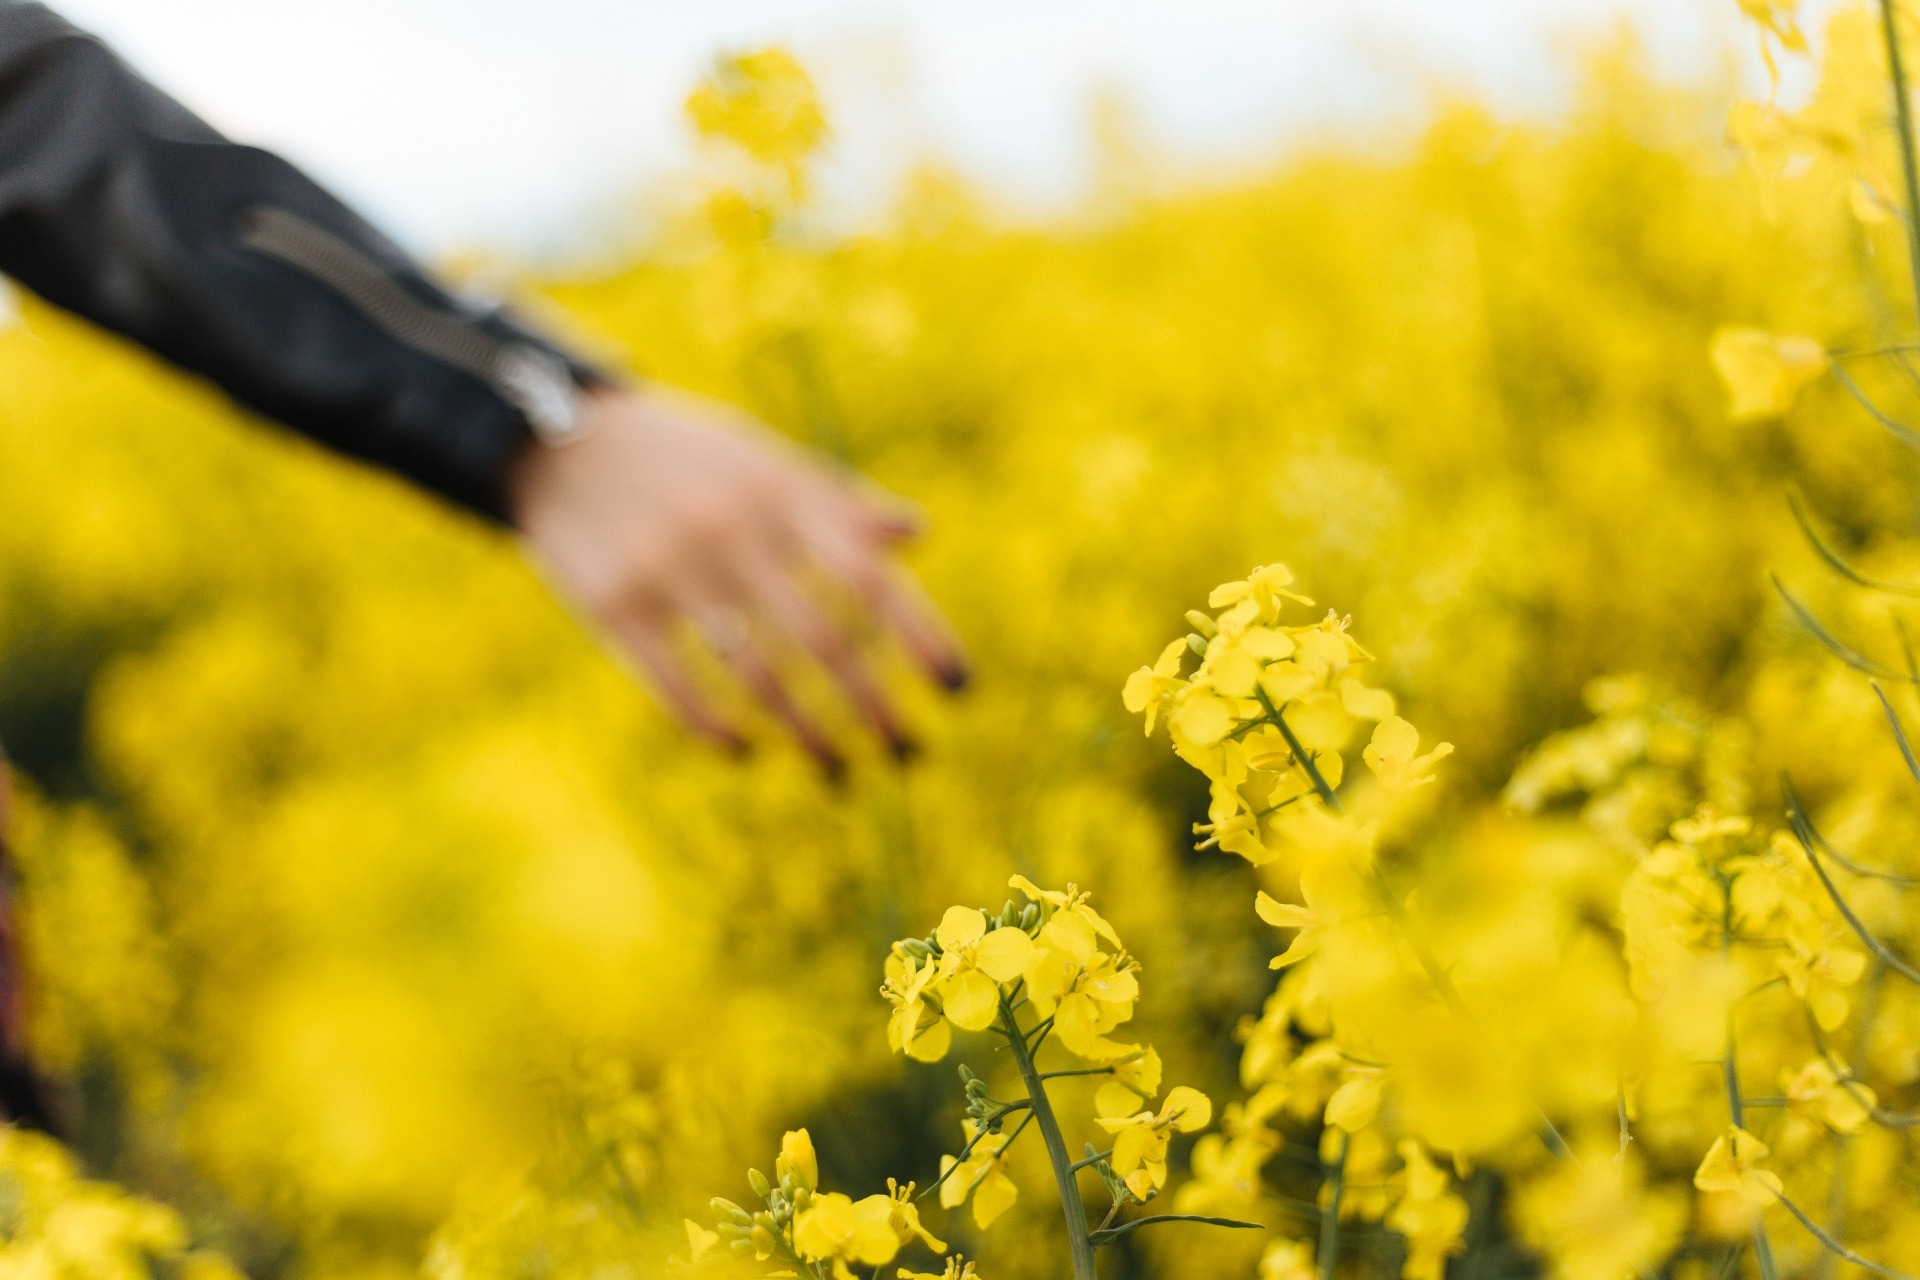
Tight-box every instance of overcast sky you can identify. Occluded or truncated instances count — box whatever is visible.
[50,0,1792,258]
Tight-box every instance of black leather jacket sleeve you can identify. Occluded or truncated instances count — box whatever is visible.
[0,2,608,523]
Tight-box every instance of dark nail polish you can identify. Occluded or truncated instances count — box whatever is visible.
[888,733,922,765]
[818,751,848,787]
[939,663,972,693]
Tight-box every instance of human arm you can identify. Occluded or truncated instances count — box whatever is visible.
[0,2,965,760]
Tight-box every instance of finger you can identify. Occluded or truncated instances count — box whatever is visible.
[739,549,917,759]
[609,609,745,751]
[687,606,845,777]
[801,515,970,691]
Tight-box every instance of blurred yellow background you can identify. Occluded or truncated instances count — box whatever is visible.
[0,8,1913,1278]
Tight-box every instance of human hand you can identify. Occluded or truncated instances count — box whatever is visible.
[507,384,967,771]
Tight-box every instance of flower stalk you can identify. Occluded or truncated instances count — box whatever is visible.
[999,988,1099,1280]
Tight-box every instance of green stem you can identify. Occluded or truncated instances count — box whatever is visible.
[1068,1148,1115,1173]
[1880,0,1920,328]
[1317,1130,1349,1280]
[1000,990,1098,1280]
[1256,691,1341,811]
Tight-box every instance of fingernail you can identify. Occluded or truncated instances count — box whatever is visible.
[888,733,922,765]
[724,734,754,760]
[939,663,971,694]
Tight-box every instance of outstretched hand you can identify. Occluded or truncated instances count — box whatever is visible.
[508,385,967,772]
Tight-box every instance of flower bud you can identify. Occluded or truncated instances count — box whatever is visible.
[717,1221,748,1240]
[711,1197,752,1225]
[1185,610,1218,637]
[753,1211,777,1232]
[732,1237,757,1257]
[748,1168,771,1199]
[1187,633,1210,657]
[750,1226,777,1257]
[998,900,1017,927]
[791,1187,813,1211]
[900,938,933,959]
[1020,904,1040,930]
[957,1063,976,1082]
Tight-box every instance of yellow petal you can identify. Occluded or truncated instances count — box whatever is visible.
[1162,1085,1213,1133]
[1171,694,1233,746]
[1122,668,1159,715]
[1339,677,1395,721]
[937,906,987,951]
[1255,892,1313,929]
[943,970,1001,1032]
[1095,1081,1144,1119]
[1325,1075,1382,1132]
[1054,992,1100,1057]
[1111,1124,1153,1175]
[973,926,1035,983]
[973,1166,1017,1229]
[1259,662,1316,705]
[907,1018,951,1063]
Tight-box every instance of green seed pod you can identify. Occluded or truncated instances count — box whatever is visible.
[1186,633,1210,657]
[748,1168,771,1199]
[1185,609,1219,637]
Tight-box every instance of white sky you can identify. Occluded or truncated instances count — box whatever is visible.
[49,0,1786,258]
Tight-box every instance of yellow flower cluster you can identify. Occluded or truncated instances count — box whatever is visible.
[689,1128,958,1280]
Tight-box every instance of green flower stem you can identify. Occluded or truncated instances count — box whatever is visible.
[1067,1148,1114,1173]
[1880,0,1920,327]
[917,1108,1035,1202]
[1317,1129,1349,1280]
[999,990,1098,1280]
[1039,1067,1116,1081]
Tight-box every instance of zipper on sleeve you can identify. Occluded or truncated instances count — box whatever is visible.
[235,205,589,445]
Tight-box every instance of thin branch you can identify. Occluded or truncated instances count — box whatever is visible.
[1067,1148,1114,1174]
[1872,682,1920,803]
[1784,778,1920,985]
[1317,1130,1349,1280]
[1882,0,1920,329]
[1781,778,1920,887]
[1778,1192,1920,1279]
[1773,574,1918,683]
[1790,490,1920,597]
[1829,360,1920,451]
[1256,689,1343,812]
[1039,1067,1115,1081]
[1089,1214,1261,1246]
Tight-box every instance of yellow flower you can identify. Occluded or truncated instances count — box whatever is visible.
[1324,1069,1384,1133]
[1095,1084,1213,1199]
[1255,889,1321,970]
[900,1257,980,1280]
[1209,564,1315,619]
[1362,717,1454,792]
[1387,1143,1468,1280]
[882,1179,946,1254]
[939,1123,1019,1229]
[1511,1143,1686,1280]
[1782,1058,1875,1134]
[1708,327,1825,420]
[682,1219,719,1264]
[1122,639,1189,735]
[1258,1239,1316,1280]
[684,47,828,171]
[1110,1046,1164,1099]
[884,952,952,1063]
[1778,939,1868,1031]
[933,907,1034,1032]
[1693,1126,1783,1206]
[777,1128,818,1192]
[793,1193,902,1280]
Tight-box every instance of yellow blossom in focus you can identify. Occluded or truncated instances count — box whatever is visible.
[792,1192,901,1280]
[1363,717,1455,793]
[777,1128,818,1192]
[1095,1084,1213,1199]
[938,1123,1018,1229]
[932,907,1034,1032]
[883,952,952,1063]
